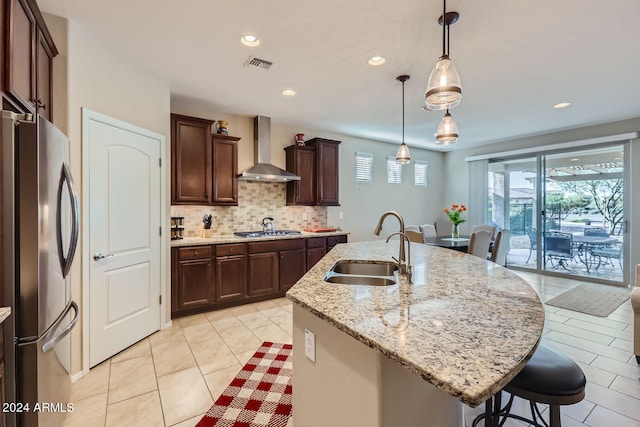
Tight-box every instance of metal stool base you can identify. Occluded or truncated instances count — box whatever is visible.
[472,392,561,427]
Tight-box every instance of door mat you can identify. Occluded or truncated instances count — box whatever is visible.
[545,283,630,317]
[196,342,293,427]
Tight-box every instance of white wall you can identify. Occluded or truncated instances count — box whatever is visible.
[171,99,445,243]
[45,14,171,376]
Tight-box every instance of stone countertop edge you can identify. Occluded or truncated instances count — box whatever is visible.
[285,240,545,408]
[0,307,11,324]
[170,231,349,247]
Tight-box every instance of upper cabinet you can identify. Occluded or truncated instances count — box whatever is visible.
[285,138,341,206]
[4,0,57,121]
[171,113,239,206]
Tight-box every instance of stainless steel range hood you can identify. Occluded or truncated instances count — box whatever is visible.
[238,116,301,182]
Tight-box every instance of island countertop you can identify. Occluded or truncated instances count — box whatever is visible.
[286,240,545,407]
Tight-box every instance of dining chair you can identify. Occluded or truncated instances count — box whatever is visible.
[405,225,421,232]
[471,224,497,239]
[490,229,511,266]
[420,224,437,240]
[405,230,425,243]
[468,231,492,259]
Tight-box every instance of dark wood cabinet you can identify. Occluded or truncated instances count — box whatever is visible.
[327,234,348,251]
[4,0,56,119]
[307,138,341,206]
[171,235,347,317]
[285,146,316,205]
[172,246,215,312]
[306,237,327,269]
[212,134,239,206]
[215,244,246,302]
[285,138,340,206]
[171,114,214,205]
[171,114,240,206]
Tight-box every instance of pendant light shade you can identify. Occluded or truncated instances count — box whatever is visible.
[424,1,462,111]
[425,55,462,110]
[435,110,459,145]
[396,75,411,164]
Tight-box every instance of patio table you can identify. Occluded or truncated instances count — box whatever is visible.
[572,235,619,272]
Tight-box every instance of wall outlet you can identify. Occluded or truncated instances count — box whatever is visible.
[304,328,316,362]
[339,211,344,220]
[303,212,308,221]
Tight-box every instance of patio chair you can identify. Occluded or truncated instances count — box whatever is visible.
[583,227,609,237]
[526,227,537,263]
[545,231,574,271]
[590,244,622,270]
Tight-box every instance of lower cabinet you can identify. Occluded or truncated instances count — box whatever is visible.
[171,234,347,317]
[215,244,247,302]
[172,246,215,313]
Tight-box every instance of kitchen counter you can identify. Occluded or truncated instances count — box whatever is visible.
[170,231,349,247]
[286,240,544,426]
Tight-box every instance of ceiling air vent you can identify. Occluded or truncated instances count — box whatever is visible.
[244,56,273,70]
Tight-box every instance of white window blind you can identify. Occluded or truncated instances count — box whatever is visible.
[387,156,402,184]
[414,160,429,186]
[355,152,374,182]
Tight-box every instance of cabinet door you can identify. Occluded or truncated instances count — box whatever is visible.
[279,248,306,291]
[35,30,53,120]
[6,0,36,113]
[215,255,246,302]
[175,257,215,311]
[212,135,239,205]
[316,140,340,205]
[247,252,279,296]
[306,247,326,270]
[171,114,214,204]
[285,146,316,205]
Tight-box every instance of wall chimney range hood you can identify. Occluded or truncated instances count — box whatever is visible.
[238,116,301,182]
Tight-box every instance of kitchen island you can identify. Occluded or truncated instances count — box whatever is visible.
[286,240,545,427]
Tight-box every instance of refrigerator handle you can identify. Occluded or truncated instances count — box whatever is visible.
[41,301,79,353]
[57,162,80,278]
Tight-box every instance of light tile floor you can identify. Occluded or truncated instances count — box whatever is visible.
[63,271,639,427]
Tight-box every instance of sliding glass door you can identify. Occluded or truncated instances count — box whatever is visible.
[488,144,626,284]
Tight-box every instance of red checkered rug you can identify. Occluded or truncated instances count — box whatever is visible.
[195,342,293,427]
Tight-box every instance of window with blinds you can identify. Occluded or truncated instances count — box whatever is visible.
[387,156,402,184]
[355,152,374,182]
[414,160,429,186]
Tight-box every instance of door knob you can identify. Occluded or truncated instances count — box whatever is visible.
[93,252,114,261]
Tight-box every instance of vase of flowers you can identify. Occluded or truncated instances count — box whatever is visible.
[444,203,467,239]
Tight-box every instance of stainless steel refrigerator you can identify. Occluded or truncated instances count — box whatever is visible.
[2,111,80,427]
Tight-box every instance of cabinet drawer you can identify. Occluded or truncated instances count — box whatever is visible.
[306,237,326,249]
[178,246,212,260]
[216,243,246,256]
[327,235,347,247]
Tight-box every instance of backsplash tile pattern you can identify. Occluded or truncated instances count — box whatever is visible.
[172,182,327,237]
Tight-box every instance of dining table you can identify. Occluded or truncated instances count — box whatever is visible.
[424,235,471,252]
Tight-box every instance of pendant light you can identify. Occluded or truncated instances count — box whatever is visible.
[396,75,411,164]
[425,0,461,111]
[435,109,459,145]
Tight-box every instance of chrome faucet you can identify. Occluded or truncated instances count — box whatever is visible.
[374,211,409,277]
[386,232,412,283]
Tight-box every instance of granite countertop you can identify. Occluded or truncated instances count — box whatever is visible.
[171,231,349,247]
[286,240,545,407]
[0,307,11,324]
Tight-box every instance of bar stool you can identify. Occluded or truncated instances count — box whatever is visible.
[473,345,586,427]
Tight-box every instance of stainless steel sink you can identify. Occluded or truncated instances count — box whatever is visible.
[331,260,398,276]
[324,275,395,286]
[324,260,398,286]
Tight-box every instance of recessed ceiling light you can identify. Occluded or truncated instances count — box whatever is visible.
[553,102,571,109]
[368,56,386,66]
[570,158,579,161]
[241,34,260,47]
[282,89,296,96]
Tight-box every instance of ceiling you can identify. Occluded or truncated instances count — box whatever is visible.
[38,0,640,151]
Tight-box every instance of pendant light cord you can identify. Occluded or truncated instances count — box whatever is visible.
[442,0,447,56]
[402,80,405,143]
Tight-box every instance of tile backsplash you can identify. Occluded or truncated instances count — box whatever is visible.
[172,181,328,237]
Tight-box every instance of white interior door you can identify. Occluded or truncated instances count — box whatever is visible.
[85,110,163,367]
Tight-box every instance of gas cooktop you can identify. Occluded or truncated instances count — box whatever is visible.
[233,230,302,238]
